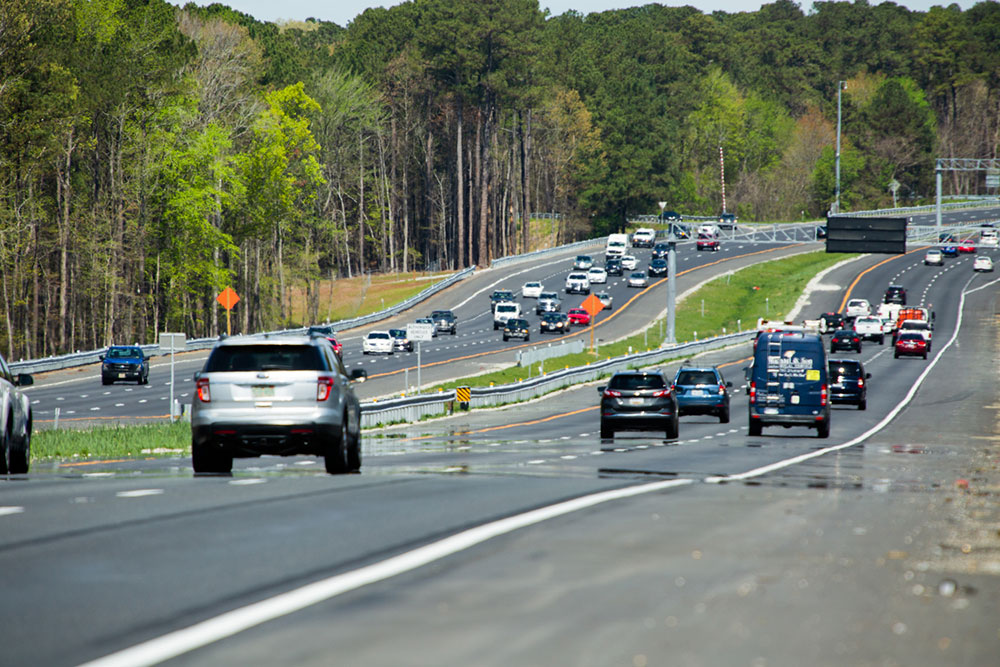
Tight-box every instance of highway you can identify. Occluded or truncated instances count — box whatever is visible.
[2,218,999,665]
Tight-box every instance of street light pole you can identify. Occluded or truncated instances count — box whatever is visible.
[834,80,846,214]
[659,201,676,346]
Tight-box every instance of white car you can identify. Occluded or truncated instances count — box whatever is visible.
[621,254,637,270]
[521,281,543,298]
[574,254,593,270]
[845,299,871,318]
[924,249,943,266]
[627,271,649,288]
[414,317,437,337]
[493,301,521,329]
[596,291,613,310]
[587,266,608,284]
[973,255,994,272]
[631,228,656,248]
[362,330,394,355]
[565,272,591,295]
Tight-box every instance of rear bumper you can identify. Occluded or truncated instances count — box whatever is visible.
[749,408,829,427]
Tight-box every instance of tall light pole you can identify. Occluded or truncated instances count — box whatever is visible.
[659,201,677,346]
[834,80,846,214]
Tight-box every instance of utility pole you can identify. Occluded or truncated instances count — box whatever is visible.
[660,201,677,346]
[834,80,846,214]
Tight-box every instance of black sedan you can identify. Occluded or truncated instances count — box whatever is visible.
[502,318,530,342]
[597,370,679,440]
[830,329,862,353]
[828,358,870,410]
[648,258,668,277]
[539,312,570,334]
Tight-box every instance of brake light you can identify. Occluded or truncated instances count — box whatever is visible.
[718,384,726,395]
[820,383,828,406]
[853,337,859,343]
[652,388,671,398]
[196,378,210,402]
[857,376,864,388]
[749,381,756,404]
[603,389,622,398]
[317,376,334,401]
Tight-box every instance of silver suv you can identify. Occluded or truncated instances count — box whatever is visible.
[0,352,33,474]
[191,336,367,475]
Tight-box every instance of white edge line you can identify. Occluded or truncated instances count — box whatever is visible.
[79,478,693,667]
[706,272,999,484]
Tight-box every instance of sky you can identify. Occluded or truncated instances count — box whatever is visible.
[185,0,974,26]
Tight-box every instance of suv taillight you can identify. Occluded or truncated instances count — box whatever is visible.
[652,388,671,398]
[820,383,828,406]
[196,378,210,402]
[749,381,756,404]
[603,389,622,398]
[317,376,334,401]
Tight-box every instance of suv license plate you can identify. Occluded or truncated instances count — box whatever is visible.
[764,407,779,415]
[629,398,645,405]
[252,385,274,399]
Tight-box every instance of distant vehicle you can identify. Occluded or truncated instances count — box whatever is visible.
[414,317,437,337]
[627,271,649,288]
[894,332,928,359]
[539,311,570,334]
[100,345,149,385]
[941,244,959,257]
[191,336,367,474]
[621,255,638,270]
[521,281,544,298]
[746,331,830,438]
[698,223,721,236]
[648,258,668,276]
[717,212,737,229]
[587,266,608,284]
[565,272,591,295]
[853,316,885,344]
[828,358,870,410]
[0,351,33,474]
[388,328,413,352]
[597,370,679,440]
[662,210,681,221]
[567,308,591,326]
[672,366,731,423]
[980,228,999,248]
[845,298,871,317]
[493,302,521,329]
[696,230,720,251]
[652,242,670,260]
[606,233,628,258]
[308,324,343,356]
[883,285,907,305]
[574,254,594,270]
[894,319,932,349]
[669,224,690,239]
[894,307,932,335]
[938,232,955,242]
[490,289,515,311]
[957,239,976,253]
[596,291,613,310]
[816,225,827,239]
[430,309,457,335]
[362,331,394,355]
[830,329,862,353]
[973,256,994,272]
[605,258,624,276]
[502,318,531,342]
[817,312,845,334]
[924,249,944,266]
[631,228,656,248]
[536,292,562,314]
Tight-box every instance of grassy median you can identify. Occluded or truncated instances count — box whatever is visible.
[31,249,855,461]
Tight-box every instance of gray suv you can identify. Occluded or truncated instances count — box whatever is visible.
[191,336,367,475]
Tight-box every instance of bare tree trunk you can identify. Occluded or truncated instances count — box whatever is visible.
[358,133,366,275]
[520,109,532,254]
[478,108,490,267]
[456,103,465,269]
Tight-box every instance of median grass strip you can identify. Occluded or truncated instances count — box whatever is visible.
[31,250,855,461]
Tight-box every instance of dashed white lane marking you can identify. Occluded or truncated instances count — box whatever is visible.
[116,489,164,498]
[527,459,546,465]
[0,507,25,517]
[115,403,124,407]
[138,400,147,404]
[83,472,115,478]
[560,455,577,460]
[229,478,266,486]
[89,407,100,412]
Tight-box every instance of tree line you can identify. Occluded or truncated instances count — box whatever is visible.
[1,0,998,359]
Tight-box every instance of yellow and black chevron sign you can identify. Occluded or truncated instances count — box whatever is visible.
[456,386,471,404]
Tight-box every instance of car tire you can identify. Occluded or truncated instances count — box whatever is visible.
[345,413,361,472]
[894,351,900,358]
[525,334,530,341]
[719,406,730,424]
[0,422,8,475]
[878,336,884,345]
[363,350,368,355]
[102,376,111,386]
[503,335,508,341]
[7,423,29,475]
[600,422,614,439]
[666,415,679,440]
[325,419,351,475]
[748,420,762,437]
[192,439,233,474]
[859,399,867,411]
[922,352,927,359]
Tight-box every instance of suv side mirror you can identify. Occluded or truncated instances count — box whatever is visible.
[866,373,872,379]
[596,386,606,394]
[725,381,733,388]
[14,373,33,387]
[350,369,368,382]
[99,354,105,361]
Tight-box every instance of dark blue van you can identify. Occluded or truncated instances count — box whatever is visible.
[747,331,830,438]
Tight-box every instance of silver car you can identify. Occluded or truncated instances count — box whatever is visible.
[0,352,33,474]
[191,336,367,475]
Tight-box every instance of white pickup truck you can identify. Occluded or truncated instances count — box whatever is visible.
[853,316,885,344]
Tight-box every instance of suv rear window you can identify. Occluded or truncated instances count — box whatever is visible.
[676,370,718,385]
[608,373,666,390]
[205,345,326,372]
[829,361,861,377]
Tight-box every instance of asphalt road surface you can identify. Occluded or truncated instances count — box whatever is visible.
[2,224,999,666]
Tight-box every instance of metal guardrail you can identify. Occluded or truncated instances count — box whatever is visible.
[843,199,1000,218]
[489,237,605,269]
[10,267,476,374]
[359,329,754,427]
[516,340,585,367]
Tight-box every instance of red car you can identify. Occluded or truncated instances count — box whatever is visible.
[567,308,591,326]
[894,332,928,359]
[696,234,720,251]
[323,336,343,358]
[957,239,976,253]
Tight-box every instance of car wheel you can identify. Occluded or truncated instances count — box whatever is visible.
[719,406,730,424]
[325,418,351,475]
[878,336,884,345]
[922,352,927,359]
[503,335,508,341]
[859,399,867,411]
[666,415,679,440]
[0,422,8,475]
[345,412,361,472]
[817,420,830,438]
[600,421,614,439]
[525,334,530,341]
[363,350,368,355]
[894,351,900,358]
[192,439,233,474]
[7,417,30,475]
[748,420,762,437]
[101,376,111,386]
